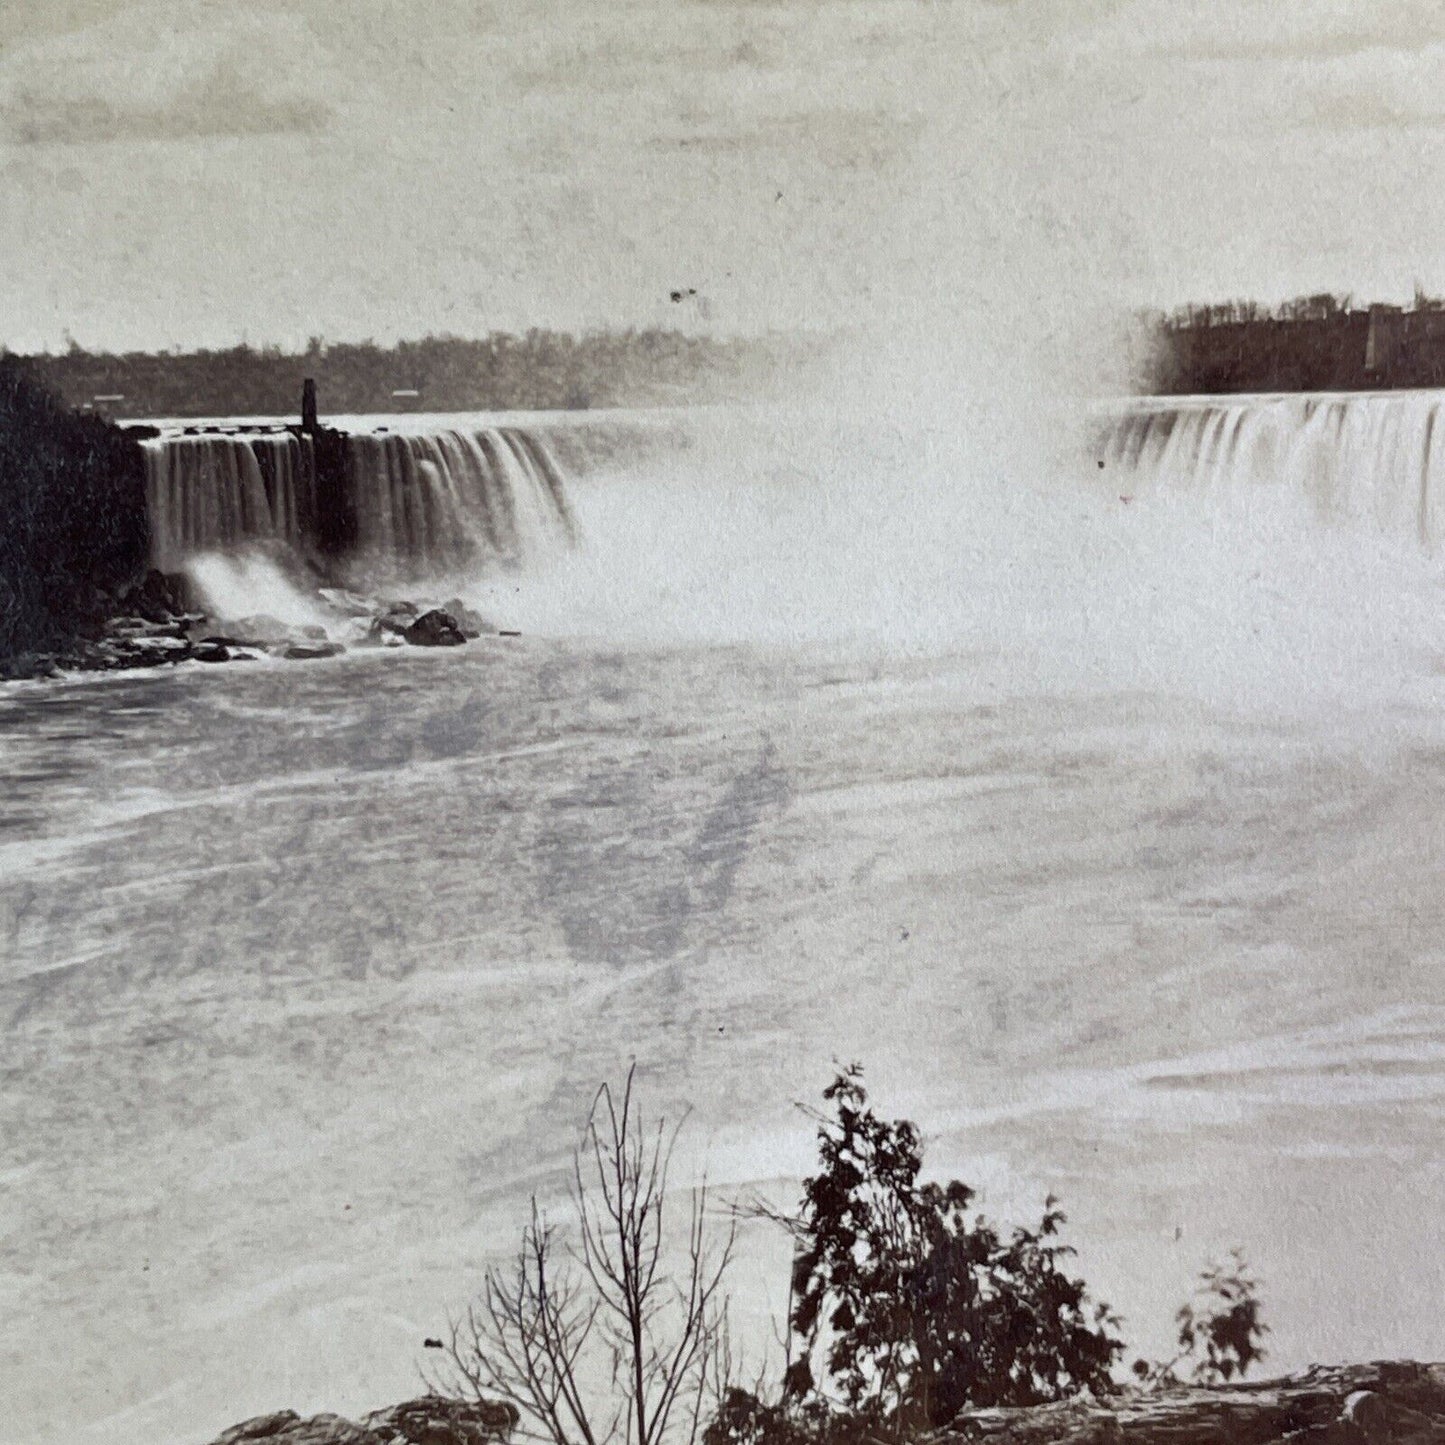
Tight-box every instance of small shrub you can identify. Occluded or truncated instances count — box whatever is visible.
[1175,1252,1269,1384]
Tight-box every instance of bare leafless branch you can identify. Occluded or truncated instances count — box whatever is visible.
[433,1067,736,1445]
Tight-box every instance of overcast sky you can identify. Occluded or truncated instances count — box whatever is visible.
[5,1,1445,357]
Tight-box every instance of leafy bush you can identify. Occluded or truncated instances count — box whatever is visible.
[776,1067,1123,1433]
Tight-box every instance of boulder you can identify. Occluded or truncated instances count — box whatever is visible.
[217,616,334,650]
[356,618,408,648]
[104,634,192,667]
[371,602,423,638]
[368,1396,520,1444]
[115,568,191,624]
[317,587,378,618]
[440,598,495,639]
[224,615,295,647]
[193,641,231,663]
[278,641,346,661]
[404,610,467,647]
[107,615,188,640]
[204,1395,517,1445]
[0,652,61,680]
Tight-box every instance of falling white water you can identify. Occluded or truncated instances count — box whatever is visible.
[140,421,579,578]
[345,426,575,572]
[1097,391,1445,547]
[143,432,313,570]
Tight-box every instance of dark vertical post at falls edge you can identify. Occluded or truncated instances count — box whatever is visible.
[298,378,356,557]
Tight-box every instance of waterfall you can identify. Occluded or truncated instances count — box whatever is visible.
[143,432,313,571]
[1097,392,1445,547]
[141,421,579,577]
[345,426,576,571]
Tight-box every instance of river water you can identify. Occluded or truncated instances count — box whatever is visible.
[5,405,1445,1443]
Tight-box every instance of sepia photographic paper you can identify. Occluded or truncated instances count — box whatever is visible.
[3,6,1445,1444]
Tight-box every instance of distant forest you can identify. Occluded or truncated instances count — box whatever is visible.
[1148,290,1445,393]
[7,329,826,419]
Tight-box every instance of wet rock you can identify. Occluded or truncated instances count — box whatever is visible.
[340,615,382,647]
[107,615,191,641]
[278,641,346,661]
[404,609,467,647]
[94,634,192,668]
[193,641,231,663]
[0,652,62,680]
[217,616,333,650]
[440,597,494,638]
[317,587,376,617]
[372,601,424,638]
[223,615,296,647]
[115,568,191,624]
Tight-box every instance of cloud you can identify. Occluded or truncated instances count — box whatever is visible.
[2,54,330,145]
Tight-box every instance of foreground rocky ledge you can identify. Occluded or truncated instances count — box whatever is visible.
[951,1361,1445,1444]
[204,1365,1445,1445]
[207,1395,518,1445]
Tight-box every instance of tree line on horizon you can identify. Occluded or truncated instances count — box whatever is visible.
[1159,285,1445,332]
[1144,288,1445,392]
[5,329,828,419]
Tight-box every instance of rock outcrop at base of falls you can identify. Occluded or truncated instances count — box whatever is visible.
[402,609,468,647]
[0,568,509,679]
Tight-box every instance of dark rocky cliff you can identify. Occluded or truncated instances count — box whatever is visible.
[0,356,148,662]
